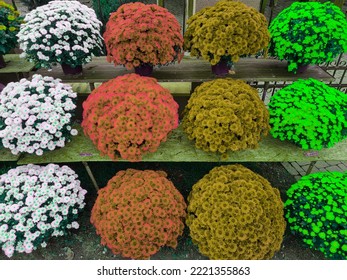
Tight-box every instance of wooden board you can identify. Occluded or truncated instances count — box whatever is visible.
[0,148,21,162]
[32,56,334,83]
[70,82,192,96]
[0,54,36,74]
[17,124,347,164]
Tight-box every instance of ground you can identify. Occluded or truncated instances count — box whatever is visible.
[0,162,325,260]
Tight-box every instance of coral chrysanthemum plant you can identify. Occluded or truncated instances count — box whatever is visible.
[0,74,78,155]
[103,2,184,70]
[91,169,187,259]
[184,0,269,65]
[17,0,103,69]
[0,1,23,56]
[182,78,269,157]
[82,73,179,161]
[268,1,347,73]
[285,172,347,259]
[0,164,87,258]
[186,164,286,259]
[269,78,347,150]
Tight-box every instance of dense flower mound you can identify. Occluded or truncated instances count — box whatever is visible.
[17,0,103,68]
[269,1,347,73]
[91,169,187,259]
[269,78,347,150]
[285,172,347,259]
[104,2,184,70]
[186,164,286,259]
[0,74,78,155]
[184,0,269,65]
[82,73,179,161]
[182,79,269,157]
[0,164,87,258]
[0,1,23,55]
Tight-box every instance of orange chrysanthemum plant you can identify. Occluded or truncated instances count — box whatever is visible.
[81,74,179,161]
[91,169,187,259]
[103,2,184,74]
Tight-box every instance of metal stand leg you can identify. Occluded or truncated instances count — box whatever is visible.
[82,161,99,192]
[305,161,317,175]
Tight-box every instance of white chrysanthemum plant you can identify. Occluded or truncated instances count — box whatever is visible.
[0,74,78,156]
[17,0,103,74]
[0,164,87,258]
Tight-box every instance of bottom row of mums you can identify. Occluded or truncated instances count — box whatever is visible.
[0,163,346,260]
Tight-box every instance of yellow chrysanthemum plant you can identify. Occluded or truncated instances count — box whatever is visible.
[186,164,286,259]
[182,78,270,159]
[0,1,23,68]
[184,0,270,76]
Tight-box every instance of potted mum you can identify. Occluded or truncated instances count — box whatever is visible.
[184,0,270,76]
[91,169,186,259]
[0,164,87,258]
[285,171,347,260]
[268,1,347,73]
[187,164,286,259]
[269,78,347,150]
[82,73,179,162]
[0,1,23,68]
[182,78,269,158]
[17,0,103,75]
[0,74,78,155]
[103,2,184,76]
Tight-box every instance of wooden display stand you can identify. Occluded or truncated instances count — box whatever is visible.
[1,55,337,190]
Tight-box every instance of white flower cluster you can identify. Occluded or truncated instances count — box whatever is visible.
[0,164,87,258]
[0,74,78,155]
[17,0,103,68]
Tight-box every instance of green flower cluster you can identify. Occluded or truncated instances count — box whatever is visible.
[0,1,23,55]
[184,0,269,65]
[186,164,286,260]
[268,1,347,73]
[285,172,347,259]
[269,78,347,150]
[182,78,270,158]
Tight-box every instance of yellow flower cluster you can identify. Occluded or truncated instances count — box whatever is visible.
[186,164,286,260]
[0,1,18,13]
[182,79,269,157]
[184,0,270,65]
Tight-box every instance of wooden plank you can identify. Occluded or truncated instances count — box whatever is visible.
[32,56,334,83]
[17,124,347,164]
[0,148,21,162]
[0,54,36,74]
[70,82,191,96]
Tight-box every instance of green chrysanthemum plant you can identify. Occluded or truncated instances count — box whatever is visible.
[268,1,347,73]
[269,78,347,150]
[285,172,347,259]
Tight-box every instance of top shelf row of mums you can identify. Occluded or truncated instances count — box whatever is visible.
[1,1,346,77]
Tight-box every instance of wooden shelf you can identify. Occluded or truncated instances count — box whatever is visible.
[32,56,334,84]
[16,125,347,165]
[0,54,36,74]
[0,148,21,162]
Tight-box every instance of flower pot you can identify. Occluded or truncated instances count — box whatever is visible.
[0,54,6,69]
[211,59,230,76]
[61,63,83,75]
[134,64,153,76]
[297,64,309,74]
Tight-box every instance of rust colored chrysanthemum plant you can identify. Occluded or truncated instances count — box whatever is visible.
[82,74,179,161]
[91,169,187,259]
[103,2,184,73]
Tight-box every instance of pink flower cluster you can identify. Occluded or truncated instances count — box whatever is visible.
[82,74,179,161]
